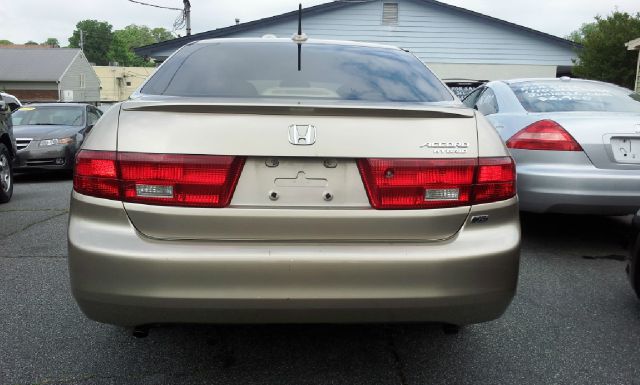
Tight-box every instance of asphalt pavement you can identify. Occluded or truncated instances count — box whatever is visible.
[1,173,639,385]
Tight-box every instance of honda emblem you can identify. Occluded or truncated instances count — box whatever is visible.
[288,124,316,145]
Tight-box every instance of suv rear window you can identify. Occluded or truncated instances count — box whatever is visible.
[509,80,640,113]
[141,41,453,103]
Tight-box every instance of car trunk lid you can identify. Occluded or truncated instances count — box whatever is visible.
[539,112,640,170]
[117,100,479,242]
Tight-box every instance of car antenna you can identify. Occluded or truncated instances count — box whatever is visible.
[291,3,308,71]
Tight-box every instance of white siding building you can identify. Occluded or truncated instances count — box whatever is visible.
[0,48,100,103]
[136,0,578,81]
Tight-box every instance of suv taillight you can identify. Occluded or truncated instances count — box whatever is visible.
[74,150,246,208]
[357,157,515,210]
[506,120,582,151]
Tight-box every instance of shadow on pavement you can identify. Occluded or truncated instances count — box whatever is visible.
[88,322,455,384]
[14,170,73,183]
[520,212,632,255]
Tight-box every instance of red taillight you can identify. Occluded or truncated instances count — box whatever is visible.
[357,157,515,210]
[506,120,582,151]
[357,159,475,209]
[74,151,119,200]
[74,150,245,208]
[118,153,245,207]
[474,157,516,204]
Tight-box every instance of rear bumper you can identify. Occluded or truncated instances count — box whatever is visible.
[68,193,520,326]
[15,144,75,171]
[517,162,640,215]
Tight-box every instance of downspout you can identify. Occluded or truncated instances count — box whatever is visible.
[57,80,61,102]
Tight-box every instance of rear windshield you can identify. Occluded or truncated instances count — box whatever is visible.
[509,80,640,113]
[141,41,453,103]
[11,106,85,126]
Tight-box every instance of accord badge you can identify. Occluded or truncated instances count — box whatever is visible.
[420,141,469,154]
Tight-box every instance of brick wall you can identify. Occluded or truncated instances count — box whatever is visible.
[5,89,58,102]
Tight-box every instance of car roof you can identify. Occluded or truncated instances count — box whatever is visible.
[194,37,403,51]
[0,92,21,104]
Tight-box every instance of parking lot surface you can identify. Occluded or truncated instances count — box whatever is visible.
[1,174,639,385]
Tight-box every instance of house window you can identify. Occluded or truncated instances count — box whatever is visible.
[126,81,132,87]
[79,74,86,89]
[382,3,398,25]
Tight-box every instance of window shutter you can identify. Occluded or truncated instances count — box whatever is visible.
[382,3,398,25]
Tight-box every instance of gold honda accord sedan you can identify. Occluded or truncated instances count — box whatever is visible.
[68,38,520,331]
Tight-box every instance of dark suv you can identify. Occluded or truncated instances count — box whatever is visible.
[0,94,16,203]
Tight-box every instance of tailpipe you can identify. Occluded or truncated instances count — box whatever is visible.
[132,325,150,338]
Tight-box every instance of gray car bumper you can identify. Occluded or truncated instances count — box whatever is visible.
[517,162,640,215]
[15,144,76,171]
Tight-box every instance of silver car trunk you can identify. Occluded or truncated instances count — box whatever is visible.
[547,112,640,170]
[117,101,478,242]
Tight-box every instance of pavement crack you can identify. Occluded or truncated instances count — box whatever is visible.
[0,211,68,241]
[385,326,409,385]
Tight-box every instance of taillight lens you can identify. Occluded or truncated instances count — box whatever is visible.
[118,153,245,207]
[74,150,119,200]
[506,120,582,151]
[474,157,516,204]
[357,159,476,209]
[74,150,245,208]
[357,157,515,210]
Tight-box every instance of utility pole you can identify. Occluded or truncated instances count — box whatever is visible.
[184,0,191,36]
[127,0,190,35]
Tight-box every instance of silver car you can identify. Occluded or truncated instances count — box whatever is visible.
[68,38,520,330]
[464,78,640,215]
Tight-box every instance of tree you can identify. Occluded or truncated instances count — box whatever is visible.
[24,41,38,45]
[570,11,640,89]
[107,34,133,66]
[68,20,114,65]
[42,38,60,48]
[566,23,598,45]
[0,40,13,46]
[151,27,174,43]
[108,25,174,66]
[65,20,174,66]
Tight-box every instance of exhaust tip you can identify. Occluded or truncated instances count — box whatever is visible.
[132,325,150,338]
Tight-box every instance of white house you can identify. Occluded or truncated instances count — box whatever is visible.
[136,0,579,81]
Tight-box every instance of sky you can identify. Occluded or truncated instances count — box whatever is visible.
[0,0,638,46]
